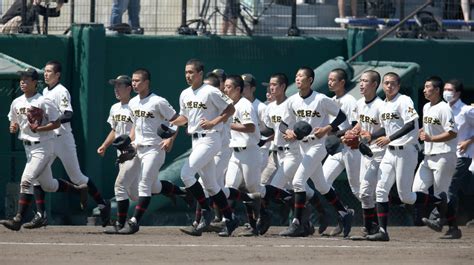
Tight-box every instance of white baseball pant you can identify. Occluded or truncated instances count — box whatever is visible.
[323,146,361,198]
[53,132,89,185]
[376,145,418,204]
[21,140,58,194]
[224,145,262,195]
[359,150,384,209]
[181,132,222,196]
[136,145,166,197]
[412,152,457,197]
[114,155,140,201]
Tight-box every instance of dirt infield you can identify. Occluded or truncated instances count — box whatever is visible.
[0,226,473,265]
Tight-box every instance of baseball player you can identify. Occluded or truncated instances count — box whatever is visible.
[221,74,262,236]
[172,59,238,237]
[242,73,270,173]
[367,72,447,241]
[321,68,360,236]
[412,76,458,238]
[424,79,474,238]
[279,66,354,237]
[96,75,140,234]
[116,69,189,234]
[348,70,386,239]
[23,60,110,229]
[1,68,87,231]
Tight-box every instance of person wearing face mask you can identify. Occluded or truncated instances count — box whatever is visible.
[435,79,474,236]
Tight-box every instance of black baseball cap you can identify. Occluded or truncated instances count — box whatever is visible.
[17,67,39,80]
[109,75,132,86]
[212,68,226,80]
[242,73,256,87]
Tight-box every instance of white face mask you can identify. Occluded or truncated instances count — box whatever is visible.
[443,91,455,103]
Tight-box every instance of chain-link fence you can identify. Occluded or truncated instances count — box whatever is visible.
[1,0,473,36]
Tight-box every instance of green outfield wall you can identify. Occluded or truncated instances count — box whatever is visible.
[0,24,473,225]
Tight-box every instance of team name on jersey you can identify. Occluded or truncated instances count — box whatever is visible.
[185,101,207,109]
[16,107,28,115]
[358,114,379,125]
[113,114,133,123]
[270,115,282,123]
[381,112,400,120]
[133,110,155,118]
[423,116,441,125]
[294,109,321,118]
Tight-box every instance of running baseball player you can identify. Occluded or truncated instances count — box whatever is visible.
[242,73,270,173]
[1,68,87,231]
[279,66,354,237]
[116,69,189,234]
[367,72,447,241]
[321,68,360,236]
[221,74,262,236]
[95,75,140,234]
[424,79,474,238]
[348,70,386,239]
[412,76,458,238]
[172,59,238,237]
[24,60,110,229]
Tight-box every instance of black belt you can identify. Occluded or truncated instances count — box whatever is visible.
[302,136,316,143]
[276,146,290,151]
[192,133,206,139]
[23,140,40,146]
[388,145,403,150]
[233,147,247,152]
[55,134,62,137]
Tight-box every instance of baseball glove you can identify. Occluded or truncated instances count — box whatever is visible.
[27,106,44,132]
[342,131,359,149]
[358,138,373,157]
[112,135,136,165]
[157,124,177,139]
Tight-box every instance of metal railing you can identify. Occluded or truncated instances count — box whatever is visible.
[0,0,473,36]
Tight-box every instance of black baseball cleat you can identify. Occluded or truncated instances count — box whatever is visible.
[317,212,329,235]
[103,221,125,234]
[439,227,462,239]
[422,217,443,232]
[328,219,343,237]
[237,226,259,237]
[23,212,47,229]
[341,209,354,238]
[366,230,390,241]
[279,221,305,237]
[256,210,272,235]
[99,201,111,227]
[0,217,22,231]
[218,218,239,237]
[303,220,315,236]
[117,220,139,235]
[77,184,88,210]
[180,208,212,236]
[349,224,379,241]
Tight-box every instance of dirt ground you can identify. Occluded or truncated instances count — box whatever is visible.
[0,226,473,265]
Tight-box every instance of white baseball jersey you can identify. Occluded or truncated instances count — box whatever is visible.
[129,93,176,146]
[229,97,260,148]
[379,93,419,146]
[8,93,60,142]
[264,100,295,148]
[42,84,73,135]
[283,90,340,136]
[330,93,357,130]
[353,96,386,153]
[422,101,457,155]
[451,99,474,158]
[179,83,233,134]
[252,98,267,132]
[108,102,134,137]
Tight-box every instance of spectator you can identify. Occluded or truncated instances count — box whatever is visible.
[338,0,358,18]
[461,0,471,24]
[222,0,239,35]
[109,0,142,34]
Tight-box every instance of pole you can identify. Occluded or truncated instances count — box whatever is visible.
[287,0,300,36]
[347,0,433,63]
[90,0,96,22]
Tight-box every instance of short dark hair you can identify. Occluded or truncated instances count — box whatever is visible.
[383,72,400,84]
[425,76,444,91]
[133,68,151,81]
[226,74,244,93]
[330,68,348,82]
[364,70,381,87]
[204,72,220,88]
[270,73,288,91]
[298,66,315,84]
[46,60,62,74]
[186,59,204,73]
[445,79,464,94]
